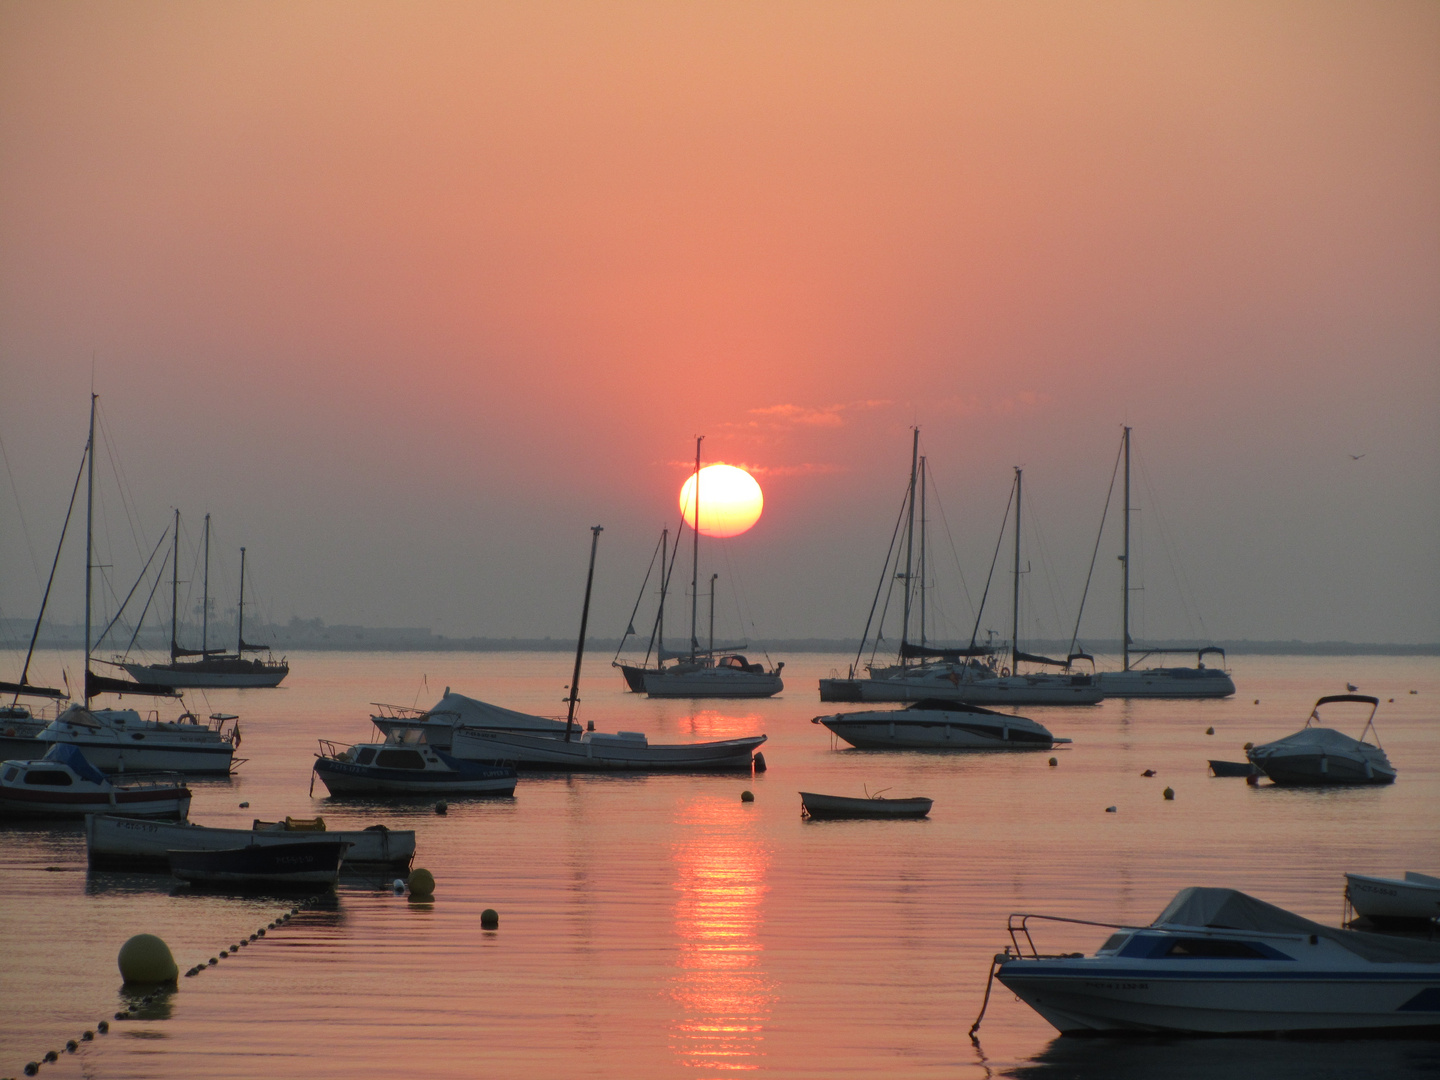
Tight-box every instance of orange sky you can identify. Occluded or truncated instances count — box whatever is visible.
[1,2,1436,644]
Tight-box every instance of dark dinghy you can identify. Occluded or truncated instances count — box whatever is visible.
[169,840,348,888]
[1208,759,1261,778]
[800,791,933,820]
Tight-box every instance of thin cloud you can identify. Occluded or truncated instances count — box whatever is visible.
[746,399,893,428]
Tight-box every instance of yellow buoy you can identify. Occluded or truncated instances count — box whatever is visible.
[740,790,755,803]
[408,868,435,896]
[117,934,178,984]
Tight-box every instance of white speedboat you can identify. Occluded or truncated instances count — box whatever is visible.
[1346,872,1440,926]
[85,813,416,871]
[0,743,191,819]
[813,699,1066,750]
[992,886,1440,1034]
[451,726,766,771]
[1246,695,1395,785]
[369,690,571,751]
[37,703,238,776]
[313,735,517,796]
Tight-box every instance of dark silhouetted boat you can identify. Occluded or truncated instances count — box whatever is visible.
[800,790,932,819]
[169,840,347,888]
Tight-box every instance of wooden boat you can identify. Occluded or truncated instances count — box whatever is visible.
[0,744,190,819]
[1346,872,1440,926]
[799,791,932,819]
[313,738,517,796]
[169,840,347,888]
[1208,759,1262,777]
[85,812,415,871]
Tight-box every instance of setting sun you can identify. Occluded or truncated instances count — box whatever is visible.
[680,464,764,538]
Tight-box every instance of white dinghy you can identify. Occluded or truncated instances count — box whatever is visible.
[1346,872,1440,926]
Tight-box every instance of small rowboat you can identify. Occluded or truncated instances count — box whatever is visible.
[800,791,932,820]
[1346,872,1440,926]
[1208,759,1262,778]
[169,840,348,888]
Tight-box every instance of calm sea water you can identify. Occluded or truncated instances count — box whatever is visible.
[1,652,1437,1079]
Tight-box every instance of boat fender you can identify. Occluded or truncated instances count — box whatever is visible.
[740,790,755,803]
[408,868,435,897]
[1162,787,1175,801]
[393,878,407,892]
[118,934,178,985]
[179,712,197,724]
[481,908,499,929]
[752,751,766,773]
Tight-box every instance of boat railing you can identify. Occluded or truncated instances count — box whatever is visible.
[370,702,435,720]
[1004,912,1140,959]
[316,739,349,760]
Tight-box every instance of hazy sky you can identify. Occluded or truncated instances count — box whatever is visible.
[2,1,1437,652]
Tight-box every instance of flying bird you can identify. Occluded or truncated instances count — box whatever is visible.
[1349,454,1365,461]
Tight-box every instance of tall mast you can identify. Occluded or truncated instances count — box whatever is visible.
[564,525,603,742]
[83,394,97,707]
[237,546,247,654]
[1121,426,1131,672]
[709,573,718,655]
[918,455,927,647]
[657,528,667,662]
[1012,466,1022,674]
[170,509,180,662]
[201,513,211,656]
[900,428,918,660]
[690,436,702,659]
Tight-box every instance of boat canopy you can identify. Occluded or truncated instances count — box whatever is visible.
[40,741,108,784]
[0,679,66,699]
[898,643,992,661]
[428,691,565,731]
[1255,726,1380,755]
[1155,887,1440,964]
[85,670,179,698]
[1015,650,1069,668]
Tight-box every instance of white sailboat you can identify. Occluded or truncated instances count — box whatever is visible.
[637,438,783,699]
[33,396,239,776]
[117,512,289,688]
[1088,427,1236,698]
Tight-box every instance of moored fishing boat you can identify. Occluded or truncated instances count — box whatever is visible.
[85,812,415,871]
[987,886,1440,1034]
[813,699,1066,751]
[0,743,190,819]
[169,840,347,888]
[313,736,517,796]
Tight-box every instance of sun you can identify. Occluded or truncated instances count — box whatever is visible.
[679,464,764,538]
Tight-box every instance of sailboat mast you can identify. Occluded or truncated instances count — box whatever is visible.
[690,436,702,659]
[709,573,717,655]
[657,529,667,662]
[83,394,96,707]
[201,513,210,656]
[1012,467,1022,674]
[900,428,918,660]
[918,455,927,647]
[564,525,603,742]
[1121,426,1131,672]
[237,547,247,655]
[170,509,180,662]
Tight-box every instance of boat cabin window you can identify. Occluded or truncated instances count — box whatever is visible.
[23,769,74,786]
[355,748,377,766]
[1097,933,1131,954]
[375,749,426,770]
[1163,937,1270,959]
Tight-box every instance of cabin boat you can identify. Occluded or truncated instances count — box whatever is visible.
[169,840,347,888]
[799,791,932,819]
[368,691,571,752]
[451,726,766,771]
[312,734,517,796]
[1346,872,1440,927]
[1247,695,1395,786]
[813,699,1067,751]
[993,886,1440,1034]
[0,743,190,819]
[85,812,415,871]
[36,704,238,776]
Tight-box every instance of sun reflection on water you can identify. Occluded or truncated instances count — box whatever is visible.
[670,794,773,1074]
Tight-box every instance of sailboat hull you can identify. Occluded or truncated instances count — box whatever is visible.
[820,671,1101,705]
[451,728,766,771]
[642,668,782,698]
[119,660,288,689]
[1093,667,1234,698]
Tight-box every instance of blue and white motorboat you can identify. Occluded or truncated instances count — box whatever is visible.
[313,733,517,796]
[0,743,191,819]
[989,887,1440,1034]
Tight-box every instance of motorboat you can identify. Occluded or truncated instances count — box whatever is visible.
[641,654,784,698]
[990,886,1440,1034]
[312,734,517,796]
[85,812,415,871]
[369,690,573,751]
[813,699,1067,751]
[799,791,932,819]
[0,743,191,819]
[1346,872,1440,926]
[117,511,288,689]
[1208,759,1262,778]
[36,703,239,776]
[451,726,766,771]
[1246,695,1395,785]
[1083,428,1236,699]
[169,840,347,888]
